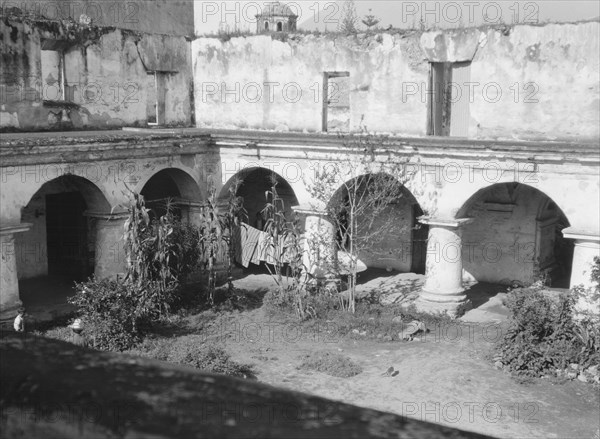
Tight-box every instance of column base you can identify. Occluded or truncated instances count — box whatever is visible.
[413,294,472,318]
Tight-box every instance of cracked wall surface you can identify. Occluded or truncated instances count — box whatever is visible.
[192,22,599,141]
[1,14,193,131]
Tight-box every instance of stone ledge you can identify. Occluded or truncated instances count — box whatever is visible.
[0,334,492,439]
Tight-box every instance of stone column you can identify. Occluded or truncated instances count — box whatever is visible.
[414,217,473,318]
[292,204,338,283]
[562,229,600,289]
[87,211,129,280]
[562,228,600,316]
[185,203,204,228]
[0,223,31,321]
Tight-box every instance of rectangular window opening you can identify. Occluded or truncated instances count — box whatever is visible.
[146,71,168,126]
[322,71,350,132]
[146,72,158,125]
[427,61,471,137]
[41,41,67,101]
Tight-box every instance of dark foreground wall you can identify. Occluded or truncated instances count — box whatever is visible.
[0,334,493,439]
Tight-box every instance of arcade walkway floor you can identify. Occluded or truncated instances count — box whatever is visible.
[17,268,558,326]
[17,268,569,328]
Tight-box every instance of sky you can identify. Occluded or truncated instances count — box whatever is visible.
[194,1,600,34]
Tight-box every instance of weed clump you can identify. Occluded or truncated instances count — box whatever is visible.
[140,335,255,379]
[298,351,363,378]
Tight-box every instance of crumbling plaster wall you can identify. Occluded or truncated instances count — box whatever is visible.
[1,16,192,130]
[192,33,429,134]
[0,0,194,36]
[469,22,600,140]
[192,21,599,141]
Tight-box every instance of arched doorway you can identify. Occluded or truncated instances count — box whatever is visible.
[328,173,428,274]
[457,182,573,287]
[140,168,203,222]
[219,167,299,229]
[16,175,111,305]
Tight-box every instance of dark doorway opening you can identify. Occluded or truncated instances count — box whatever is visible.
[45,191,92,282]
[411,205,428,274]
[141,172,183,220]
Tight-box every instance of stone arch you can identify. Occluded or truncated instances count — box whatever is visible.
[456,182,573,287]
[218,167,299,229]
[16,175,111,305]
[138,168,203,220]
[328,173,428,274]
[277,21,283,31]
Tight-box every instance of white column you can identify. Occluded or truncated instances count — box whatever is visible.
[414,217,472,317]
[86,211,129,280]
[186,203,204,228]
[292,204,338,282]
[562,228,600,316]
[0,223,31,321]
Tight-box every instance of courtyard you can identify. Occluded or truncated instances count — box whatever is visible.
[1,1,599,438]
[15,268,599,439]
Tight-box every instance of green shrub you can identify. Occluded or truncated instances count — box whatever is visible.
[69,278,149,351]
[298,351,363,377]
[495,282,599,377]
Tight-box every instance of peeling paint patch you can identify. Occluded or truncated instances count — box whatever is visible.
[525,43,541,62]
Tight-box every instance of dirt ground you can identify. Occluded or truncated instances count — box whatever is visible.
[210,273,600,439]
[19,271,600,438]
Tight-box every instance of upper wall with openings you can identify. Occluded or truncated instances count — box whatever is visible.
[0,14,193,131]
[0,0,194,37]
[192,21,599,141]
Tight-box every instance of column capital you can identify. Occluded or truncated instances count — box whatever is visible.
[84,210,129,221]
[562,227,600,243]
[0,223,32,236]
[418,216,473,228]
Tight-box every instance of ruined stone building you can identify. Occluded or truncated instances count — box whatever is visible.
[1,1,598,319]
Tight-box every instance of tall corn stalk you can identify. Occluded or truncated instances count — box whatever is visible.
[198,184,222,305]
[220,178,247,295]
[262,174,312,319]
[123,193,177,318]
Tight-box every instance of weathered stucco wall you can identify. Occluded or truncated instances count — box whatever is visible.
[0,0,194,36]
[192,22,599,141]
[1,15,192,131]
[469,22,600,140]
[192,33,429,134]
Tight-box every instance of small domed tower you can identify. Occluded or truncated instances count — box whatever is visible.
[256,2,297,33]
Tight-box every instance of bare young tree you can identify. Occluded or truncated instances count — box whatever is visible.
[307,128,418,313]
